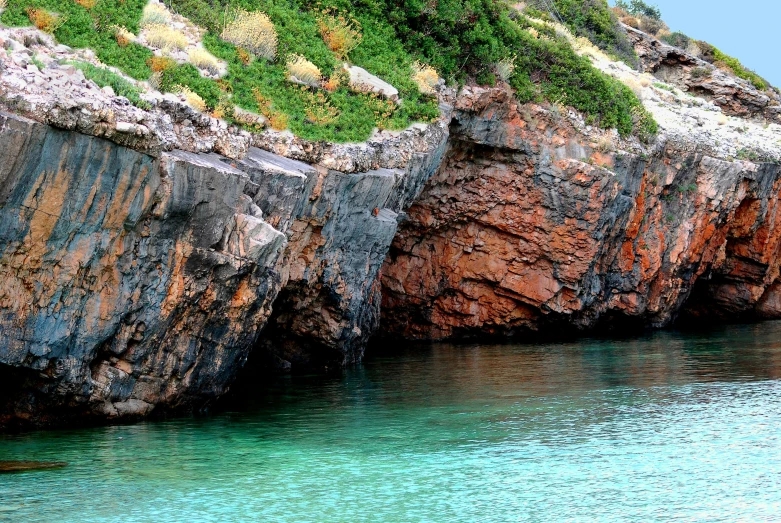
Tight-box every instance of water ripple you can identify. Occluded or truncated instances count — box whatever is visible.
[2,323,781,522]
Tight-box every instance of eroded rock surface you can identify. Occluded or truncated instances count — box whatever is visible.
[3,17,781,428]
[0,99,450,426]
[0,111,288,426]
[245,123,450,370]
[381,87,781,339]
[624,25,781,123]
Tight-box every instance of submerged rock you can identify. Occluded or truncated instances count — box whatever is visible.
[0,461,67,472]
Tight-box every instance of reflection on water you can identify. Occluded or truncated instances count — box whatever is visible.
[2,323,781,522]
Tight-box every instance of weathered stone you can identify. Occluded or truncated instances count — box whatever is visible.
[381,87,781,339]
[344,64,399,101]
[0,112,287,426]
[2,19,781,429]
[624,25,781,123]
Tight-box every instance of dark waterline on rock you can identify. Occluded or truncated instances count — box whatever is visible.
[2,322,781,522]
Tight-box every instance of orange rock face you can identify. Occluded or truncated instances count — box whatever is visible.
[381,87,781,339]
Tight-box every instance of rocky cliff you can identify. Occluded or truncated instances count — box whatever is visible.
[2,20,781,427]
[0,103,447,427]
[0,111,288,424]
[381,87,781,339]
[0,25,450,426]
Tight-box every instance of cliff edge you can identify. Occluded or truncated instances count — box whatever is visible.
[2,6,781,427]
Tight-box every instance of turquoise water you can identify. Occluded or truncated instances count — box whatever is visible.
[2,324,781,522]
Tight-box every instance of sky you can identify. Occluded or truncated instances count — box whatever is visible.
[609,0,781,88]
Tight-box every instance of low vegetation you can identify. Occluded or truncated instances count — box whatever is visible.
[187,46,220,74]
[111,24,135,47]
[2,0,153,79]
[140,2,169,27]
[615,1,771,92]
[144,23,187,51]
[220,8,277,61]
[411,61,439,96]
[69,60,151,108]
[709,45,768,91]
[175,84,206,111]
[316,8,361,60]
[286,53,321,86]
[526,0,638,67]
[26,7,63,33]
[2,0,658,142]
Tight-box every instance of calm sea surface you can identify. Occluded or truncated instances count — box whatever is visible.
[2,323,781,522]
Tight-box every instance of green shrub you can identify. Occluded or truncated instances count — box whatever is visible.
[712,48,768,91]
[158,62,222,108]
[327,0,654,137]
[661,31,690,50]
[509,16,656,138]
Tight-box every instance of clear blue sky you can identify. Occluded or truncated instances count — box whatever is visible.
[609,0,780,87]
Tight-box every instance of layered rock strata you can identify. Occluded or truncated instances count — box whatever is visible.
[380,87,781,339]
[3,19,781,427]
[0,98,449,426]
[0,112,287,424]
[0,24,452,426]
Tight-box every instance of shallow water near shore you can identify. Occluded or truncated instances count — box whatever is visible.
[2,323,781,522]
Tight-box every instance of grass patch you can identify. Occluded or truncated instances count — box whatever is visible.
[169,0,440,141]
[1,0,153,79]
[144,23,187,51]
[69,60,151,108]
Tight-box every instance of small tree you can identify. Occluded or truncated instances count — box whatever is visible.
[615,0,661,20]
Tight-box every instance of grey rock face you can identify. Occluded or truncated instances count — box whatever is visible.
[233,128,450,370]
[0,103,451,426]
[0,111,287,426]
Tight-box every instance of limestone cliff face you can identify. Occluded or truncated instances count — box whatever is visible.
[0,112,287,425]
[3,19,781,428]
[252,137,448,371]
[232,121,449,371]
[380,87,781,339]
[0,106,448,427]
